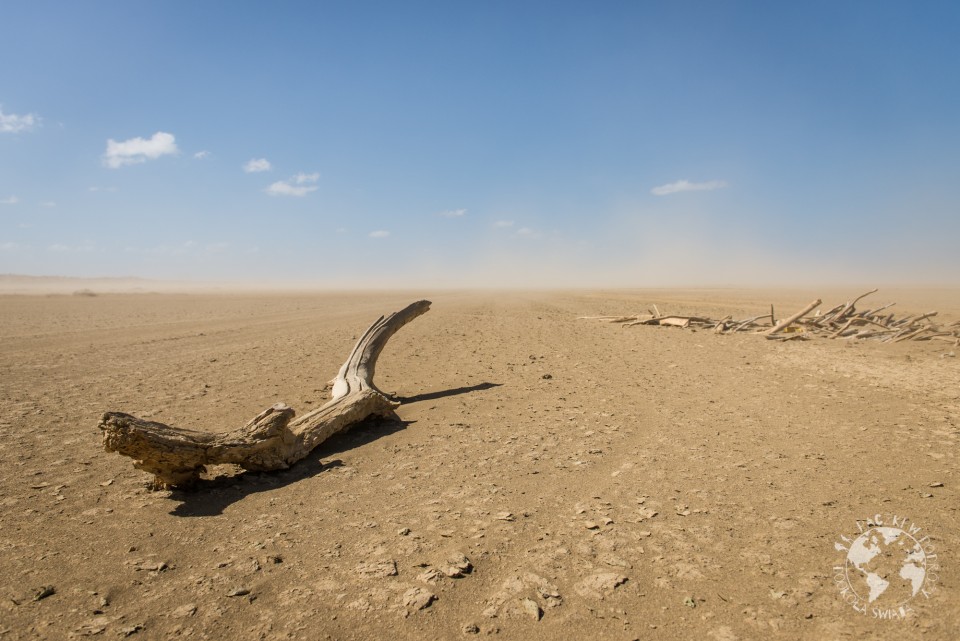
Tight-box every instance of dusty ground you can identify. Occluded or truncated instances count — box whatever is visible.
[0,288,958,640]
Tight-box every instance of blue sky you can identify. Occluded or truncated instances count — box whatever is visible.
[2,1,959,287]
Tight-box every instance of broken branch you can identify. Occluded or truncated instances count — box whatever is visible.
[100,300,432,488]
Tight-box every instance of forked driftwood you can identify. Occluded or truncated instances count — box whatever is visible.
[99,300,431,489]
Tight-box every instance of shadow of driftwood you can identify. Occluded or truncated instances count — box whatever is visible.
[168,381,500,517]
[168,417,410,517]
[394,381,501,404]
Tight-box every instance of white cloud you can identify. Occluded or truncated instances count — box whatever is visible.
[1,242,20,251]
[0,106,40,133]
[293,172,319,184]
[243,158,272,173]
[265,171,319,197]
[651,179,728,196]
[40,201,56,208]
[493,220,514,228]
[369,230,390,238]
[1,196,18,205]
[194,150,211,159]
[439,208,467,218]
[515,227,538,237]
[103,132,178,168]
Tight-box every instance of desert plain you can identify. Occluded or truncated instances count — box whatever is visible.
[0,285,958,640]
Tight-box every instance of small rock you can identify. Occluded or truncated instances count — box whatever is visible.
[75,616,110,636]
[920,492,934,498]
[119,624,143,637]
[356,560,398,578]
[33,586,55,601]
[398,527,411,536]
[172,604,197,618]
[418,568,442,583]
[130,559,167,572]
[584,521,600,530]
[520,598,542,621]
[929,482,944,488]
[443,552,473,578]
[535,582,562,608]
[684,596,697,608]
[541,374,552,380]
[635,507,658,521]
[402,587,436,612]
[462,623,480,634]
[575,572,627,599]
[226,587,250,597]
[495,512,515,522]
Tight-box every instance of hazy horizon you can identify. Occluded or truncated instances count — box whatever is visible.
[3,2,959,289]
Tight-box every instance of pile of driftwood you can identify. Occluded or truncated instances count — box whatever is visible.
[580,289,960,344]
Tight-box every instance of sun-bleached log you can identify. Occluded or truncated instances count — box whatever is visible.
[765,299,822,336]
[99,300,431,489]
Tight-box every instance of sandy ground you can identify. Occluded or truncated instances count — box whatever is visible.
[1,288,958,640]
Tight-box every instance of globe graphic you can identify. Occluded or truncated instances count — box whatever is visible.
[845,526,926,608]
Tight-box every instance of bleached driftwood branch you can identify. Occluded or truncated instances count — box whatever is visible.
[580,289,960,346]
[99,300,431,488]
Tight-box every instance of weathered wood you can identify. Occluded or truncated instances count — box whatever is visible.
[99,300,432,488]
[766,299,821,335]
[834,288,878,321]
[583,290,959,345]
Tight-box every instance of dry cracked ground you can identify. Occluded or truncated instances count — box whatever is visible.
[0,288,958,640]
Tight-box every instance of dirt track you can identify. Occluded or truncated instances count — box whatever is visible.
[1,289,958,640]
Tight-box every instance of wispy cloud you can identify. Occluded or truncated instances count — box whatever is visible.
[651,179,728,196]
[0,106,40,133]
[369,230,390,238]
[40,201,56,208]
[243,158,271,173]
[1,196,18,205]
[493,220,514,228]
[194,150,211,159]
[265,172,319,197]
[1,242,21,251]
[439,208,467,218]
[88,186,118,193]
[48,243,95,253]
[103,132,178,168]
[515,227,540,238]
